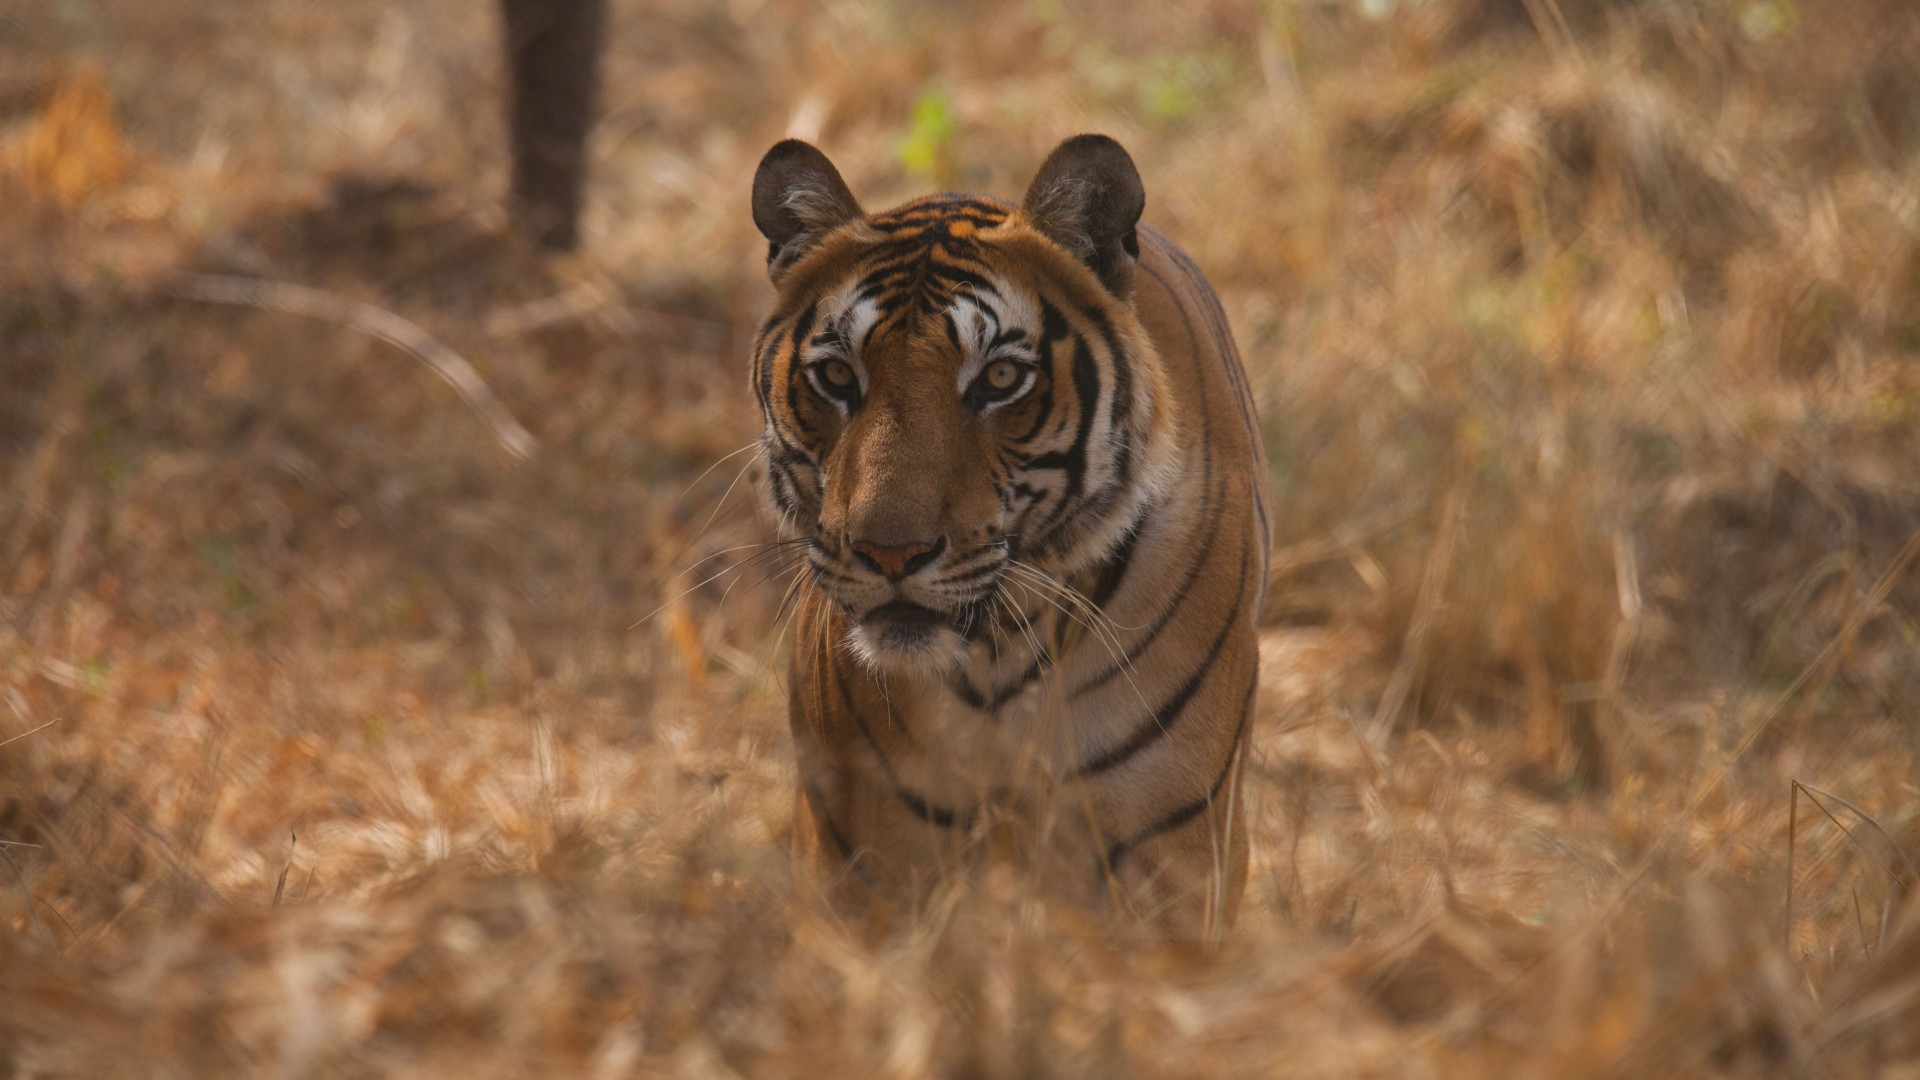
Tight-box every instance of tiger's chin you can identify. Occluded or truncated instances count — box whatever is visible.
[846,602,970,675]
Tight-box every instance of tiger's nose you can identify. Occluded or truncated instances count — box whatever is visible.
[851,537,944,580]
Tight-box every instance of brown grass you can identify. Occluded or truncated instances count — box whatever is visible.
[4,0,1919,1075]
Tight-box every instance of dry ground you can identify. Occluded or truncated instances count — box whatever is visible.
[3,0,1920,1076]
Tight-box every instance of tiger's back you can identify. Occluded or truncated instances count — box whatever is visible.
[750,137,1268,936]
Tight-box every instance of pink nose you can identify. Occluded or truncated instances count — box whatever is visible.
[852,539,937,579]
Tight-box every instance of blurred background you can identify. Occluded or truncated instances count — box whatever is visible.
[3,0,1919,1075]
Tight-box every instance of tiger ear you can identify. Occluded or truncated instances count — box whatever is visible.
[1020,134,1145,295]
[752,140,863,283]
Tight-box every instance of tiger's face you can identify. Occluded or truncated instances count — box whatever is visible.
[749,144,1178,674]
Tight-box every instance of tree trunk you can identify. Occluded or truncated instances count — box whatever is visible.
[501,0,607,251]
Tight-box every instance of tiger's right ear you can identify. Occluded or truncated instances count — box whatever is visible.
[752,140,863,282]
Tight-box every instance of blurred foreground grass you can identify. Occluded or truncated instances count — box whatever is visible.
[2,0,1919,1075]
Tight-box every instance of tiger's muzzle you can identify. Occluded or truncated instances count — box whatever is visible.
[809,535,1010,671]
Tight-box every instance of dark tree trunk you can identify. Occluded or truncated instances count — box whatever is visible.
[501,0,607,251]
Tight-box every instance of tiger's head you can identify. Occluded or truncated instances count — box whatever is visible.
[749,135,1181,674]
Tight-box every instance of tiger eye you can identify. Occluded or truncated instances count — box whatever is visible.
[985,360,1022,391]
[819,359,856,389]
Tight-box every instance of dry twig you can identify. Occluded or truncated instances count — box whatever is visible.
[174,272,538,460]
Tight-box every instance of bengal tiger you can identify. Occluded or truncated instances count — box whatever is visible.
[749,135,1270,936]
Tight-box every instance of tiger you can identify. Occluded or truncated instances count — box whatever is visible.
[748,134,1270,937]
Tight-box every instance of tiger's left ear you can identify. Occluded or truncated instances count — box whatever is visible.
[1020,134,1145,296]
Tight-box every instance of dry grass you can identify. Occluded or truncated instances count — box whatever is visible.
[3,0,1919,1075]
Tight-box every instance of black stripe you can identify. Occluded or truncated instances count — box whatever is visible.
[1143,248,1263,488]
[1072,538,1251,777]
[767,459,798,516]
[987,655,1047,710]
[1103,680,1256,873]
[1081,303,1133,430]
[1143,246,1272,609]
[1014,449,1072,471]
[941,556,1009,588]
[1088,522,1142,610]
[1069,450,1218,700]
[870,196,1010,227]
[782,305,821,435]
[832,656,969,828]
[755,328,781,409]
[1032,476,1124,555]
[804,782,877,885]
[1063,329,1102,499]
[1025,321,1101,548]
[923,264,1000,297]
[949,676,987,710]
[805,783,857,861]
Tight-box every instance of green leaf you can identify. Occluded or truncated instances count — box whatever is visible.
[898,88,955,181]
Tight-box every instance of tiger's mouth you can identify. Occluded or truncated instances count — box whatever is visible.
[844,596,994,673]
[859,601,955,650]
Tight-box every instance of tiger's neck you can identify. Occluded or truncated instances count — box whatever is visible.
[940,466,1203,724]
[815,459,1211,800]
